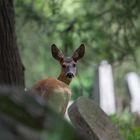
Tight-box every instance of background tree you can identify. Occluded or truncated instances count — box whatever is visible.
[0,0,25,87]
[0,0,139,139]
[14,0,140,99]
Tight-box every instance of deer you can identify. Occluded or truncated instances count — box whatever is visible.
[32,44,85,116]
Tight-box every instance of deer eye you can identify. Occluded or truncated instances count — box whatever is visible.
[62,64,66,68]
[73,64,76,67]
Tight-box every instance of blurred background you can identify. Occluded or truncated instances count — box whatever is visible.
[14,0,140,139]
[15,0,140,96]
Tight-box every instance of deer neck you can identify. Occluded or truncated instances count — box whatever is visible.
[58,72,71,85]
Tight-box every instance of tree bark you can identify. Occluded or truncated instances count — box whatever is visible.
[0,0,25,87]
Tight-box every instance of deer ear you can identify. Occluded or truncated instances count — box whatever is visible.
[72,44,85,62]
[51,44,64,62]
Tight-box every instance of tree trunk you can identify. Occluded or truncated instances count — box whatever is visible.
[0,0,25,87]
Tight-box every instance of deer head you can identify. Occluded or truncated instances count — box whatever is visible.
[51,44,85,84]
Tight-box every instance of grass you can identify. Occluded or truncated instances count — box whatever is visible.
[111,111,140,140]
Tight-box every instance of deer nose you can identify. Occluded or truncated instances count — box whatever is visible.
[66,73,74,78]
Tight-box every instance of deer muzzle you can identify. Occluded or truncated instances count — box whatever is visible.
[66,72,74,79]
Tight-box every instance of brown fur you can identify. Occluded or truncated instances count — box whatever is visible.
[32,44,85,115]
[32,78,71,115]
[32,78,71,97]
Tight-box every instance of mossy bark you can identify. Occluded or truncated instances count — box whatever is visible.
[0,0,25,87]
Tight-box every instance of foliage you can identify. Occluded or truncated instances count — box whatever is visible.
[0,86,84,140]
[14,0,140,99]
[111,112,140,140]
